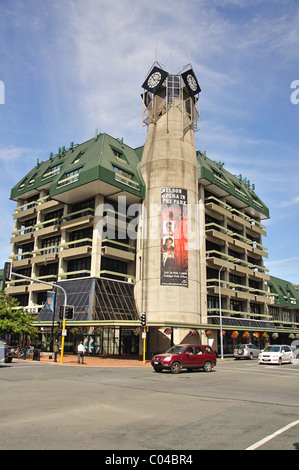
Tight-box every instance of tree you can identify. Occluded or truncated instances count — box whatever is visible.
[0,291,38,337]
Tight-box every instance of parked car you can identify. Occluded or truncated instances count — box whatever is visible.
[0,339,8,364]
[151,344,216,374]
[234,343,260,360]
[290,346,299,359]
[258,345,294,365]
[5,344,14,363]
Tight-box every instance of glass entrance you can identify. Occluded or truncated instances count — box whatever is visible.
[120,329,139,355]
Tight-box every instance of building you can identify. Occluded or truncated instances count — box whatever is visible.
[5,62,299,355]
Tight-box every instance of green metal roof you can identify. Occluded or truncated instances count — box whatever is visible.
[268,275,299,309]
[197,150,269,218]
[10,133,145,200]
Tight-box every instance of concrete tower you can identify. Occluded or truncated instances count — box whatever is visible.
[136,62,202,326]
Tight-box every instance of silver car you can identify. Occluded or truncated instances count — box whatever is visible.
[0,339,8,364]
[234,343,260,360]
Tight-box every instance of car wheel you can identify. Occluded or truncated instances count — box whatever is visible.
[170,362,182,374]
[237,348,244,356]
[203,361,213,372]
[249,353,253,360]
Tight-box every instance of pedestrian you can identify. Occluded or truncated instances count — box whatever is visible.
[53,341,59,362]
[77,341,84,364]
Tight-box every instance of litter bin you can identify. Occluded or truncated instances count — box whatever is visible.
[33,349,40,361]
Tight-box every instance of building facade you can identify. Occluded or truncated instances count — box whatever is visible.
[5,62,299,355]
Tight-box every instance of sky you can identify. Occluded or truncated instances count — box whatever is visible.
[0,0,299,283]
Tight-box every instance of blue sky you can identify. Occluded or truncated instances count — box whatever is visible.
[0,0,299,283]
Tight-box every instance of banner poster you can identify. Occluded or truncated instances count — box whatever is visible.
[46,291,56,311]
[161,188,188,287]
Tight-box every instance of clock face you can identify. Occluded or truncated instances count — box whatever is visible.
[142,66,168,94]
[187,74,198,92]
[148,71,162,89]
[181,68,201,96]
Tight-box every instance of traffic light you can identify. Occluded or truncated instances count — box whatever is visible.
[59,305,74,320]
[4,262,12,282]
[140,314,147,327]
[65,306,74,320]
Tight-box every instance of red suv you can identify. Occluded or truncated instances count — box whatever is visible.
[151,344,217,374]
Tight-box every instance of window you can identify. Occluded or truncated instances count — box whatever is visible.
[39,263,58,279]
[269,306,280,321]
[42,164,61,179]
[58,168,82,186]
[43,209,63,227]
[70,198,95,219]
[229,274,243,286]
[19,242,34,259]
[72,149,85,165]
[113,166,138,189]
[230,300,243,312]
[112,148,128,164]
[250,303,260,314]
[101,257,128,281]
[167,75,180,103]
[67,257,91,278]
[70,227,93,247]
[282,310,291,322]
[207,295,219,310]
[42,236,61,254]
[21,218,37,234]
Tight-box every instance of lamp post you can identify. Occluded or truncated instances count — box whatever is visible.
[218,259,236,360]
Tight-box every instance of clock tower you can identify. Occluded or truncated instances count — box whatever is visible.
[136,62,202,340]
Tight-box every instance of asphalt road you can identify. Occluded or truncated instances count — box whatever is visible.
[1,358,299,451]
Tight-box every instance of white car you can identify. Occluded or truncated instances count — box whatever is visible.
[258,345,294,365]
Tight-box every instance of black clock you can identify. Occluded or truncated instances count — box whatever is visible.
[181,68,201,96]
[142,66,169,95]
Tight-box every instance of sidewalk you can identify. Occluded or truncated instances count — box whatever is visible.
[22,353,152,367]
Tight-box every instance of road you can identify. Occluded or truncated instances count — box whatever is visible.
[0,359,299,451]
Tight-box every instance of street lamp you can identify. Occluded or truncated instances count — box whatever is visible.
[8,269,68,363]
[218,259,239,360]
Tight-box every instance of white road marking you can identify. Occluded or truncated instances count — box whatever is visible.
[245,420,299,450]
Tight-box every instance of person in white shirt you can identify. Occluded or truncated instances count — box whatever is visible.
[77,341,85,364]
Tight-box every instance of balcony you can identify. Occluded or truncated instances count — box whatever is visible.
[31,246,60,262]
[34,218,61,238]
[10,227,35,244]
[13,201,37,220]
[61,208,94,230]
[207,278,275,304]
[59,238,93,260]
[101,239,135,262]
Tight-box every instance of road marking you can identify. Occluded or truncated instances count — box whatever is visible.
[246,420,299,450]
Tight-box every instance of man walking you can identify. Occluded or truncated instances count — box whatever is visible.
[77,341,85,364]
